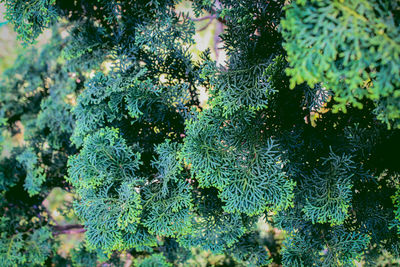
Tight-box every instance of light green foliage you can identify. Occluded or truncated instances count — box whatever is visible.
[282,0,400,128]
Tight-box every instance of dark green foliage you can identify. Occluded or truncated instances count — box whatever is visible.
[0,224,53,266]
[1,0,58,44]
[0,30,81,266]
[70,245,99,267]
[281,227,370,267]
[136,254,172,267]
[227,232,273,267]
[16,147,46,196]
[0,114,5,155]
[63,0,200,257]
[1,0,400,266]
[182,106,295,216]
[177,189,248,254]
[68,127,144,252]
[301,150,355,226]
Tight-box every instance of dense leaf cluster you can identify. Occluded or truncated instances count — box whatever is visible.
[0,33,80,266]
[0,0,399,266]
[282,0,400,128]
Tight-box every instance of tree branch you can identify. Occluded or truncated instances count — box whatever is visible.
[197,16,215,32]
[191,15,216,22]
[52,224,85,236]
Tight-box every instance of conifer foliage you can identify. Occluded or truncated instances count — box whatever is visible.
[0,0,400,266]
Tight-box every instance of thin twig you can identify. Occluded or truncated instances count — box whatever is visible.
[53,224,83,231]
[54,228,86,236]
[197,17,215,32]
[191,14,216,22]
[214,20,224,63]
[52,224,85,236]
